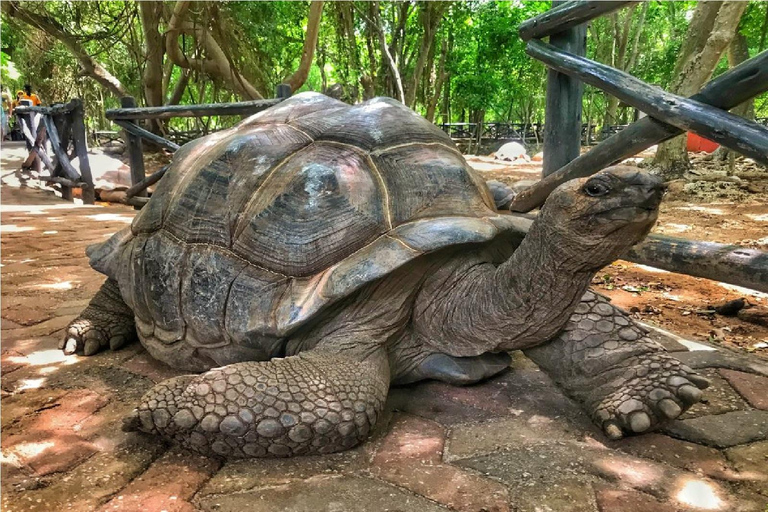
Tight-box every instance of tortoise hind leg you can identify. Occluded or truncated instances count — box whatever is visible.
[60,278,136,356]
[123,346,390,458]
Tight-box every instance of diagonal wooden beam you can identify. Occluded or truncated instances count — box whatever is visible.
[519,1,638,41]
[527,40,768,163]
[510,47,768,212]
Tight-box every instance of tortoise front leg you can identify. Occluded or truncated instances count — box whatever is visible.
[123,347,390,458]
[524,291,710,440]
[60,278,137,356]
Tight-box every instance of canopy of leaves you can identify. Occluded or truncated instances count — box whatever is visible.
[2,0,766,134]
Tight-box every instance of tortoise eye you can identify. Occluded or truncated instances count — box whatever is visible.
[583,181,610,197]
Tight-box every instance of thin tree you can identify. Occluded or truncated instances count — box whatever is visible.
[652,1,747,179]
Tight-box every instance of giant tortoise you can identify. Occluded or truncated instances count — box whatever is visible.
[62,92,709,458]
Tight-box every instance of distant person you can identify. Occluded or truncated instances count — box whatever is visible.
[1,91,11,139]
[12,90,24,113]
[14,85,42,152]
[19,84,42,107]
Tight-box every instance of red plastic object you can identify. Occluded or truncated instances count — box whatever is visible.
[687,132,719,153]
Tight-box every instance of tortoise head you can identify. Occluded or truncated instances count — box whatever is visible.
[538,166,664,270]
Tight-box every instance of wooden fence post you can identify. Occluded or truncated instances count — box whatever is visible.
[70,99,95,204]
[120,96,146,209]
[541,0,586,177]
[276,84,292,99]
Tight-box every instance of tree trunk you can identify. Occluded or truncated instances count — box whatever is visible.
[727,33,755,121]
[719,31,754,174]
[165,1,264,100]
[166,69,191,106]
[2,1,129,98]
[653,1,747,179]
[369,1,405,103]
[284,1,324,93]
[426,40,448,123]
[138,1,165,133]
[605,5,637,125]
[405,2,448,108]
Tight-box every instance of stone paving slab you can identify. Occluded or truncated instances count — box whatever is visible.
[2,185,768,512]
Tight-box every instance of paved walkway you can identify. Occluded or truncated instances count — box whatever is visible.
[1,184,767,512]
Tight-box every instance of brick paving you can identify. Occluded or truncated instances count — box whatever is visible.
[2,183,768,511]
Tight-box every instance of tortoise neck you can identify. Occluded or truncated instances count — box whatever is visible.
[491,219,598,349]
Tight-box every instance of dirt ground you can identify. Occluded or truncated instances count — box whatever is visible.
[468,154,768,360]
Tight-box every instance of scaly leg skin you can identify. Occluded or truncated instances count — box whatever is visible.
[60,278,136,356]
[524,291,710,440]
[123,348,390,458]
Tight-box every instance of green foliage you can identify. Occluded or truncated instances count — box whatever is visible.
[2,0,766,132]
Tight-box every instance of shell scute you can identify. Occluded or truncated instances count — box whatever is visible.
[232,142,388,276]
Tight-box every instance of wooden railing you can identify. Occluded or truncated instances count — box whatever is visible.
[12,99,95,204]
[104,86,290,209]
[509,0,768,293]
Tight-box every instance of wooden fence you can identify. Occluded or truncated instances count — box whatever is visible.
[103,86,289,209]
[12,99,95,204]
[510,0,768,293]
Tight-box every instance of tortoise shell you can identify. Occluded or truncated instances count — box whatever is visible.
[89,93,526,362]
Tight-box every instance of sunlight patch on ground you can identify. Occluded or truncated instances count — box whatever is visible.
[84,213,133,223]
[593,457,662,488]
[9,441,56,460]
[672,205,725,215]
[0,225,35,233]
[0,451,22,467]
[678,339,718,352]
[16,378,46,391]
[745,214,768,222]
[659,223,691,234]
[42,231,58,235]
[632,264,670,274]
[717,283,767,300]
[0,204,99,214]
[676,479,725,510]
[7,349,68,366]
[33,281,73,290]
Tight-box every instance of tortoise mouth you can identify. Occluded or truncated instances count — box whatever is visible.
[598,206,658,236]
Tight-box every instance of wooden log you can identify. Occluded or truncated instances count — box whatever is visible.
[526,40,768,165]
[30,122,56,173]
[106,98,281,121]
[41,115,80,181]
[625,235,768,294]
[125,196,150,207]
[40,176,81,188]
[125,165,168,198]
[56,113,72,154]
[503,213,768,293]
[113,120,180,152]
[519,1,637,41]
[542,0,586,177]
[510,50,768,212]
[70,99,95,204]
[120,97,147,209]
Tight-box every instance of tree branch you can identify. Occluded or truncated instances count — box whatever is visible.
[284,1,324,93]
[2,1,129,97]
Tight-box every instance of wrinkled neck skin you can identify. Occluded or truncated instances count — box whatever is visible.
[413,216,610,357]
[489,218,602,350]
